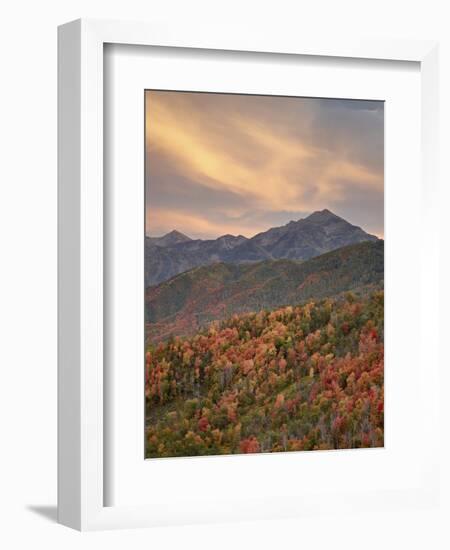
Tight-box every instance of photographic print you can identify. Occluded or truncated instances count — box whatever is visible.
[145,91,384,458]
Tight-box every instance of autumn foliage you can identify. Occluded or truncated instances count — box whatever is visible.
[145,291,384,458]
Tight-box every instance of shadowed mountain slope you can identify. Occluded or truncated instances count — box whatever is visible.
[146,239,384,343]
[145,209,378,286]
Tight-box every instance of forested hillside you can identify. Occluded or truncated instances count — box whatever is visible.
[146,291,384,458]
[146,240,383,343]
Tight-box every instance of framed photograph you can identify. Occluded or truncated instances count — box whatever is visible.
[143,89,385,459]
[58,19,440,530]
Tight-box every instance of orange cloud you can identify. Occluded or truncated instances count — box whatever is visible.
[145,91,384,238]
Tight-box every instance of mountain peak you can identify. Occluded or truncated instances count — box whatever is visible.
[145,212,378,286]
[166,229,190,238]
[305,208,341,222]
[148,229,192,247]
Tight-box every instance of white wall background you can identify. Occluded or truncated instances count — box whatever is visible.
[0,1,448,548]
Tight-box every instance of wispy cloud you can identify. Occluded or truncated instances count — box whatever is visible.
[146,91,384,239]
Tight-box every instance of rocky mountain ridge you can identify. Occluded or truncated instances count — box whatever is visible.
[145,209,378,286]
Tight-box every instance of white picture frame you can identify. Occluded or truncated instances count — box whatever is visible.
[58,18,440,531]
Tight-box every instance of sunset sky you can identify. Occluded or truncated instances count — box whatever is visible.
[145,91,384,239]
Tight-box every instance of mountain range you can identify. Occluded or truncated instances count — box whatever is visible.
[145,209,378,287]
[146,239,384,344]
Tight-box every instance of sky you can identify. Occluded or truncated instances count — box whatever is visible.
[145,91,384,240]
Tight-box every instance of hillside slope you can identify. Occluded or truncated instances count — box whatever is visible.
[146,292,384,458]
[146,240,383,343]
